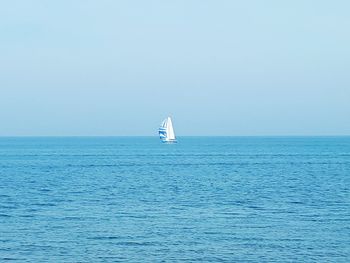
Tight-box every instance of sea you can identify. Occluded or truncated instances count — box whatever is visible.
[0,136,349,262]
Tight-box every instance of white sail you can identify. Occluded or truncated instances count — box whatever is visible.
[166,117,176,140]
[158,117,176,142]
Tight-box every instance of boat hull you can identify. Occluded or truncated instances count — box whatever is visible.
[161,139,177,143]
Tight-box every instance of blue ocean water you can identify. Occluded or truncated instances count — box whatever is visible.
[0,137,349,262]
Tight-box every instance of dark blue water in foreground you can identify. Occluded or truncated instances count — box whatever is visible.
[0,137,349,262]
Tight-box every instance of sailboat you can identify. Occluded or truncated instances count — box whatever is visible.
[158,117,177,143]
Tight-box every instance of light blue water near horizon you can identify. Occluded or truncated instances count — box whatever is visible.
[0,137,349,262]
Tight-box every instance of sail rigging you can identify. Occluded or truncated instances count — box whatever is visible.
[158,117,176,142]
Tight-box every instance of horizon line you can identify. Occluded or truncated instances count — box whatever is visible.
[0,135,349,138]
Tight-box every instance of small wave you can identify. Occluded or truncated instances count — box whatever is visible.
[0,214,11,218]
[88,236,120,240]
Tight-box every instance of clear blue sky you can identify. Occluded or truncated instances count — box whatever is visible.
[1,0,349,136]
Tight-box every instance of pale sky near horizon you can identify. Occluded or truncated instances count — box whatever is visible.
[1,1,349,136]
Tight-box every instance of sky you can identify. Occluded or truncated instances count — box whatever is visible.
[0,0,349,136]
